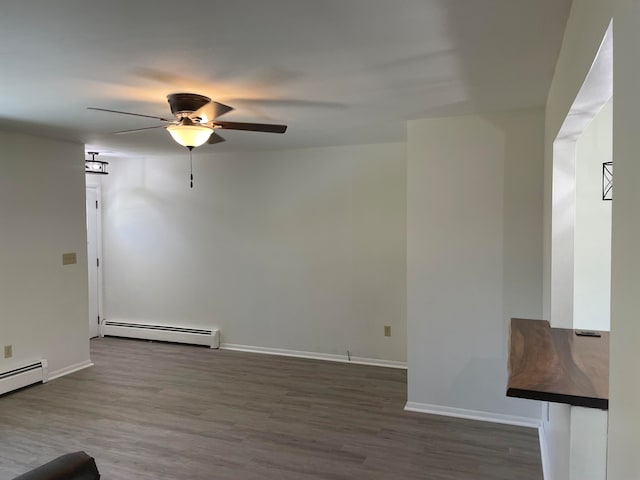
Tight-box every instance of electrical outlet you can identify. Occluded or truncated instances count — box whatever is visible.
[384,325,391,337]
[4,345,12,358]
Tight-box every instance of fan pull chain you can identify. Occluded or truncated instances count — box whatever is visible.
[189,147,194,189]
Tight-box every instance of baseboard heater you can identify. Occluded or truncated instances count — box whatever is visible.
[101,320,220,348]
[0,360,48,396]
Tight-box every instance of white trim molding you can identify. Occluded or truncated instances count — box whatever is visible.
[220,343,407,369]
[539,422,551,480]
[404,401,542,429]
[48,360,94,382]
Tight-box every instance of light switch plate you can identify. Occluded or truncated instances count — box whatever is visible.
[4,345,12,358]
[384,325,391,337]
[62,252,77,265]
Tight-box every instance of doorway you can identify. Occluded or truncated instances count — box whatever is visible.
[548,21,612,480]
[86,185,103,338]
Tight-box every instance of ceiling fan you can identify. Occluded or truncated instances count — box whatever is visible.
[89,93,287,188]
[88,92,287,150]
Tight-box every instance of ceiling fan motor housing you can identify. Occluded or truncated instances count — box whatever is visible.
[167,93,211,118]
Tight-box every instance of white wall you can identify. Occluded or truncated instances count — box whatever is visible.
[406,109,544,422]
[542,2,613,478]
[569,407,608,480]
[574,100,612,331]
[551,139,576,329]
[101,142,407,363]
[608,1,640,477]
[0,131,90,376]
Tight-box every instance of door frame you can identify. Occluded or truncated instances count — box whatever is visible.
[86,183,104,337]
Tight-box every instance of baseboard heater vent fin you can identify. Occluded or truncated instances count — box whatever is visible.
[0,360,48,396]
[102,320,219,348]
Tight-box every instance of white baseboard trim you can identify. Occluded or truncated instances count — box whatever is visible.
[404,401,541,429]
[539,422,550,480]
[47,360,94,382]
[220,343,407,369]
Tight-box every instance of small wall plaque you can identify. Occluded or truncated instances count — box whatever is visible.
[62,252,77,265]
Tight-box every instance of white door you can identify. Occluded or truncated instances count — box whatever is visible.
[86,187,101,338]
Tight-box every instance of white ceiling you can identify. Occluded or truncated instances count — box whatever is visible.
[0,0,571,157]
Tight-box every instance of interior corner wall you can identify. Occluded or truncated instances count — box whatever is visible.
[406,109,543,421]
[0,131,90,376]
[100,142,407,363]
[543,2,613,479]
[574,100,612,331]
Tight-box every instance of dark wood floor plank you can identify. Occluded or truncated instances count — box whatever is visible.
[0,338,542,479]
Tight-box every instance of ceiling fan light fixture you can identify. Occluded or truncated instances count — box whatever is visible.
[85,152,108,175]
[167,124,213,149]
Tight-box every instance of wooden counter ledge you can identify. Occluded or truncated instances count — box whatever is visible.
[507,318,609,410]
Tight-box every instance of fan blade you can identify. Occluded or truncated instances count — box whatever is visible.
[207,132,226,144]
[214,121,287,134]
[113,125,168,135]
[191,100,234,122]
[88,107,173,122]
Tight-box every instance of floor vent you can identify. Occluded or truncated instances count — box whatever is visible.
[101,320,219,348]
[0,360,48,396]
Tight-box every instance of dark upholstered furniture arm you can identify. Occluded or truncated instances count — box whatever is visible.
[12,452,100,480]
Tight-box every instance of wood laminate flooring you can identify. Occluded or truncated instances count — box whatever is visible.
[0,338,542,479]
